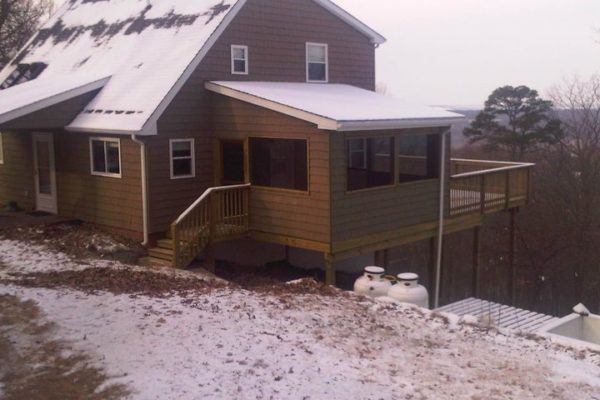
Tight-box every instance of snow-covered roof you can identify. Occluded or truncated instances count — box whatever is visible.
[0,0,385,135]
[206,81,465,131]
[0,72,109,125]
[0,0,246,135]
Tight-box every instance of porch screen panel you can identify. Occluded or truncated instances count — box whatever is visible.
[398,134,440,183]
[250,138,308,191]
[347,137,394,191]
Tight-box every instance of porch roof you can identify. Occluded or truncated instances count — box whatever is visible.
[0,73,110,125]
[206,81,465,131]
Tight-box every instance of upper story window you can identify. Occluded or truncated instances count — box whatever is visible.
[306,43,328,82]
[250,137,308,191]
[398,134,440,183]
[347,137,394,191]
[0,132,4,165]
[231,45,248,75]
[90,137,121,178]
[170,139,195,179]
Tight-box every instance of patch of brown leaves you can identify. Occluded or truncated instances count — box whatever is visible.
[0,222,146,264]
[4,267,230,297]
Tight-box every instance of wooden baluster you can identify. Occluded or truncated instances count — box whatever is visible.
[505,171,511,209]
[480,174,486,214]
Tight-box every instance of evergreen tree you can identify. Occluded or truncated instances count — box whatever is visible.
[464,85,562,160]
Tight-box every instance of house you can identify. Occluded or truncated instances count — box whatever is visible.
[0,0,533,304]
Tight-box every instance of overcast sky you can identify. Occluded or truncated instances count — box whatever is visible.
[335,0,600,107]
[52,0,600,107]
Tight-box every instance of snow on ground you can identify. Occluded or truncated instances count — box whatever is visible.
[1,238,600,399]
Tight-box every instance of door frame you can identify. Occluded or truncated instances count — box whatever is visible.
[32,132,58,214]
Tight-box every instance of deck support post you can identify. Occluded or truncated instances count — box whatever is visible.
[472,227,481,297]
[428,237,436,308]
[284,245,290,263]
[383,249,390,268]
[324,253,336,286]
[508,208,517,305]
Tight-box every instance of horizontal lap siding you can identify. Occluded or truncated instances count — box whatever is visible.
[151,0,375,235]
[54,132,143,234]
[0,132,35,209]
[213,96,331,245]
[331,128,448,245]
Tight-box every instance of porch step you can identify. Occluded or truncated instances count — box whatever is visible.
[157,239,174,250]
[139,256,172,268]
[148,247,174,261]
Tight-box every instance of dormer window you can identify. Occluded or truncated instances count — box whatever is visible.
[306,43,328,82]
[231,45,248,75]
[0,62,47,90]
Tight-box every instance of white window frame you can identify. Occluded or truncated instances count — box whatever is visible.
[348,138,367,169]
[306,42,329,83]
[231,45,249,75]
[89,137,122,178]
[0,132,4,165]
[169,139,195,180]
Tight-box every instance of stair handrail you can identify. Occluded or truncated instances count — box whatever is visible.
[171,183,251,268]
[174,183,251,225]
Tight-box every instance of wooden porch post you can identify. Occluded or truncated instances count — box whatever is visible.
[324,253,336,286]
[428,237,436,308]
[508,208,517,305]
[472,227,481,298]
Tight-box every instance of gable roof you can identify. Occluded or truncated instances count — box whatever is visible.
[0,0,385,136]
[206,81,465,131]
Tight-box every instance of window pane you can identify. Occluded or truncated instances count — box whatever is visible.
[233,47,245,59]
[92,140,106,173]
[172,141,191,158]
[173,159,192,177]
[250,138,307,191]
[233,59,246,73]
[36,141,51,194]
[308,63,326,81]
[106,142,120,174]
[307,45,326,62]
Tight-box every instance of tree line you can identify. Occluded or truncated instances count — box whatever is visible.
[459,78,600,315]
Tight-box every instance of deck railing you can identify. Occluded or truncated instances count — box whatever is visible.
[171,184,250,268]
[449,159,534,216]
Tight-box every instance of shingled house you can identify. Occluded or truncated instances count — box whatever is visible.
[0,0,533,301]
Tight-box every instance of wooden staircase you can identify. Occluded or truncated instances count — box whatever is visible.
[141,184,250,268]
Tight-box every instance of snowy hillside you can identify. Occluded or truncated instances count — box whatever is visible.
[0,238,599,399]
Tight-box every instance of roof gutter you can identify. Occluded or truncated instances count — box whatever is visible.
[130,134,149,247]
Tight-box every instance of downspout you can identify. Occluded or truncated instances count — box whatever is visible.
[433,130,448,309]
[131,134,149,246]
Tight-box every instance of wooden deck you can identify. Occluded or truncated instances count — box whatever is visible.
[450,159,534,216]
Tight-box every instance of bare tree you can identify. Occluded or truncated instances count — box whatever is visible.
[0,0,54,69]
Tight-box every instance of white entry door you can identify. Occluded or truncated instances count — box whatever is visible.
[33,132,58,214]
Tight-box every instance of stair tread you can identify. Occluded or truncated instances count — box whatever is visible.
[157,239,174,249]
[139,257,172,267]
[149,247,174,255]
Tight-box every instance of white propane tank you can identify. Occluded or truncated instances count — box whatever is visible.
[353,266,392,298]
[387,273,429,308]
